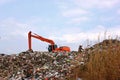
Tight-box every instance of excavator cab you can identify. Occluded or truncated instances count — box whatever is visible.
[48,44,58,52]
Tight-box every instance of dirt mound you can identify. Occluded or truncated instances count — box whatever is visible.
[72,39,120,80]
[94,39,120,47]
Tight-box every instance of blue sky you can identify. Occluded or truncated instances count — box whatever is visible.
[0,0,120,54]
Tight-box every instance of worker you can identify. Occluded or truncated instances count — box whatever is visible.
[78,45,83,53]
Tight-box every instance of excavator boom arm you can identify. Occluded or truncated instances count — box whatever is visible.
[28,31,70,52]
[28,31,55,50]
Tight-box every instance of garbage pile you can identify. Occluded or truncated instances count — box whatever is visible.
[0,51,82,80]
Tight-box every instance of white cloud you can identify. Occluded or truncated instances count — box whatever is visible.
[49,32,101,46]
[74,0,120,9]
[67,17,89,24]
[62,9,88,17]
[0,18,41,54]
[56,0,120,14]
[56,0,120,25]
[0,18,31,40]
[0,0,15,5]
[60,8,90,24]
[48,25,120,44]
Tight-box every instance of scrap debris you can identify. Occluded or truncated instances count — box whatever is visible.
[0,51,83,80]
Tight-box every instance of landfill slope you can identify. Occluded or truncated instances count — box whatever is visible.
[72,39,120,80]
[1,39,119,80]
[0,51,82,80]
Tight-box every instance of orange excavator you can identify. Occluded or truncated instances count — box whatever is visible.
[28,31,70,52]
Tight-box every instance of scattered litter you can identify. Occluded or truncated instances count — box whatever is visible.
[0,51,83,80]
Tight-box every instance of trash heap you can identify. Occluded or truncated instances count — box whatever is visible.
[0,51,82,80]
